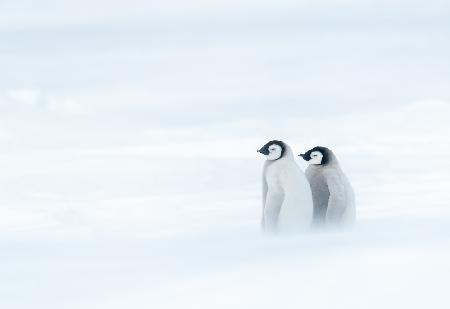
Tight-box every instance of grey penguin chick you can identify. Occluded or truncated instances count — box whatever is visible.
[299,146,355,227]
[258,140,313,234]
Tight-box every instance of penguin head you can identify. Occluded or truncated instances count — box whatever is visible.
[299,146,331,165]
[258,140,285,161]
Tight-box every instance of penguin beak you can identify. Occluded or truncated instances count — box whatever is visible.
[299,154,305,158]
[258,148,269,155]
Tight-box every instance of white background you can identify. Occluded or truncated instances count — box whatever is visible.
[1,1,449,308]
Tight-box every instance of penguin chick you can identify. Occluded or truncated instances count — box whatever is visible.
[258,140,313,234]
[299,146,356,227]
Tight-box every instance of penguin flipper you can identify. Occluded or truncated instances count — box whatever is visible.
[264,191,285,232]
[325,172,347,224]
[262,173,268,228]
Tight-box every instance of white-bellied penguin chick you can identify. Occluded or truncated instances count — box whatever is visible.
[258,140,313,234]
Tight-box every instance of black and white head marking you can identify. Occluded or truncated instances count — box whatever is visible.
[258,140,286,161]
[299,146,331,165]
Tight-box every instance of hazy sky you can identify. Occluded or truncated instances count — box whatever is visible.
[1,0,450,127]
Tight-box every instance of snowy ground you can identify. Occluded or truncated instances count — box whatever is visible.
[1,1,450,308]
[1,101,449,309]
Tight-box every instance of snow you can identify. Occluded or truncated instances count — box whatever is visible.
[1,101,449,309]
[1,1,450,308]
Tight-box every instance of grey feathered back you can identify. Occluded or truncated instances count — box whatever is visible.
[302,146,355,226]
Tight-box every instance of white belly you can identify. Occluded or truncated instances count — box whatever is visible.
[264,162,313,233]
